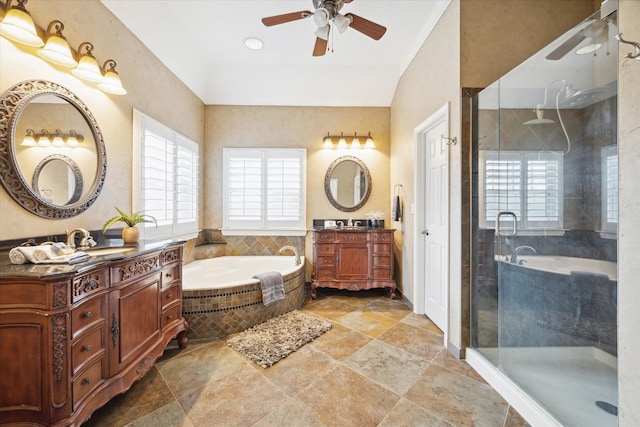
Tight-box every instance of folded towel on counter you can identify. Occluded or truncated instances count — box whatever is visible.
[253,271,285,307]
[9,244,89,265]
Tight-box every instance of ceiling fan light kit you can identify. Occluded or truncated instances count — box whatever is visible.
[261,0,386,56]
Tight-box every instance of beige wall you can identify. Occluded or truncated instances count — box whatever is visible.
[0,0,204,240]
[617,1,640,423]
[204,105,391,267]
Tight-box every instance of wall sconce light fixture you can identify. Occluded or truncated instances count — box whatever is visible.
[22,128,84,147]
[37,20,78,68]
[322,131,376,150]
[98,59,127,95]
[0,0,43,47]
[0,0,128,96]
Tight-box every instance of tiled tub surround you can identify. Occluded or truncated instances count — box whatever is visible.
[182,256,306,339]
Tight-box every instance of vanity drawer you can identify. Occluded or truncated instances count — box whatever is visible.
[317,256,335,267]
[111,253,160,285]
[72,326,105,374]
[161,283,181,310]
[316,244,335,256]
[72,268,108,303]
[161,304,181,330]
[73,357,104,407]
[337,232,368,242]
[372,268,391,280]
[161,265,181,288]
[373,256,391,267]
[315,268,335,280]
[315,232,335,242]
[72,295,106,338]
[373,244,390,255]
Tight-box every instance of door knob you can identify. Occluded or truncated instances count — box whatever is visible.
[422,229,429,236]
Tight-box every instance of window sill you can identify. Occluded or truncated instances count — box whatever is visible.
[221,228,308,237]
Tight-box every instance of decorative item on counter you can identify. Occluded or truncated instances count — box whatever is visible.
[366,210,385,228]
[101,207,157,243]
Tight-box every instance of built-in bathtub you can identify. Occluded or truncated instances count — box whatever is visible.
[181,256,306,339]
[495,254,617,355]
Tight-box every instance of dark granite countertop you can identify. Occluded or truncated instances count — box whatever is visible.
[0,238,185,279]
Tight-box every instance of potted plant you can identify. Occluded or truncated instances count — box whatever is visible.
[101,207,157,243]
[366,210,385,228]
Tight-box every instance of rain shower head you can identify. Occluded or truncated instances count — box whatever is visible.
[523,105,555,125]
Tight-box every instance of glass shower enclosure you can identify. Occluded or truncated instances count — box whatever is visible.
[470,8,618,427]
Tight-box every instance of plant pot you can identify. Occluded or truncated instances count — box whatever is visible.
[122,226,140,243]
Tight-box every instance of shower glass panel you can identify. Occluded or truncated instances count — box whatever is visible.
[471,8,618,427]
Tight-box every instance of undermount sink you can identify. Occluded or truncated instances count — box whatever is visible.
[84,246,135,256]
[336,226,369,231]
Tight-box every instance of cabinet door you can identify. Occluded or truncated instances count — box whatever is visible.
[108,274,161,376]
[336,243,369,280]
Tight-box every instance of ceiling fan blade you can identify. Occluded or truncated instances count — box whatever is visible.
[346,13,386,40]
[546,30,586,60]
[262,10,312,27]
[313,36,328,57]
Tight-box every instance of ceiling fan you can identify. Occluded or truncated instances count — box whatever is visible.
[261,0,387,57]
[546,18,610,60]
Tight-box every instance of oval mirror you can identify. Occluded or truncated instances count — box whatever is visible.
[324,155,372,212]
[0,80,106,218]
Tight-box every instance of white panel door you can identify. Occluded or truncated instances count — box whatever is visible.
[423,120,448,331]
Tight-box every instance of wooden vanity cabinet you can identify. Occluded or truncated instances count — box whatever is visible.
[0,243,188,427]
[311,229,396,299]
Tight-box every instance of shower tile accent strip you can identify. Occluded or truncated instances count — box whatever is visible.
[182,268,306,339]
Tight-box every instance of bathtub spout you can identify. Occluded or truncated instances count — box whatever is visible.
[511,246,536,264]
[279,246,301,265]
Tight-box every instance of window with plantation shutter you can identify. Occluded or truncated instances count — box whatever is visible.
[223,148,306,235]
[134,110,199,239]
[479,151,563,232]
[601,145,617,236]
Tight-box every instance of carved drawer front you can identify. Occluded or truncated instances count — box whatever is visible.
[161,305,181,330]
[161,247,181,266]
[161,284,181,311]
[317,244,335,256]
[316,232,335,242]
[373,256,391,267]
[72,268,107,303]
[72,326,105,374]
[372,268,391,280]
[111,253,160,285]
[373,243,390,255]
[73,357,104,408]
[337,232,368,242]
[72,296,105,338]
[315,268,335,280]
[317,256,335,267]
[162,265,181,288]
[372,232,392,242]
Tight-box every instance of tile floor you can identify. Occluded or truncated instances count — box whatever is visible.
[83,288,530,427]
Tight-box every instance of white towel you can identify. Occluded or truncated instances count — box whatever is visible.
[9,245,88,265]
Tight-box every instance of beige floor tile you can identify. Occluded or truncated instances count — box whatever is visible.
[363,297,413,321]
[404,364,509,427]
[337,309,398,338]
[294,365,400,427]
[505,405,532,427]
[254,343,341,396]
[401,312,445,335]
[303,297,360,321]
[252,399,325,427]
[179,364,288,427]
[157,339,247,399]
[329,289,389,308]
[344,340,430,395]
[378,397,453,427]
[377,321,445,360]
[307,322,372,361]
[125,401,194,427]
[432,348,488,384]
[83,367,175,427]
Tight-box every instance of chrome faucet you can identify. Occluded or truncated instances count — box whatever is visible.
[279,245,301,265]
[347,217,353,227]
[511,245,536,264]
[66,228,96,250]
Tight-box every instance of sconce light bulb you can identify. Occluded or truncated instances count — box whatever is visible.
[0,3,44,47]
[38,34,78,68]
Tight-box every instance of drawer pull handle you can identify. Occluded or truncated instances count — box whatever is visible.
[166,272,172,278]
[83,311,92,318]
[167,314,174,320]
[82,378,92,385]
[82,345,92,352]
[167,293,173,299]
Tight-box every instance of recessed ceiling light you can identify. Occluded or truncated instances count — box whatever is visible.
[244,37,263,51]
